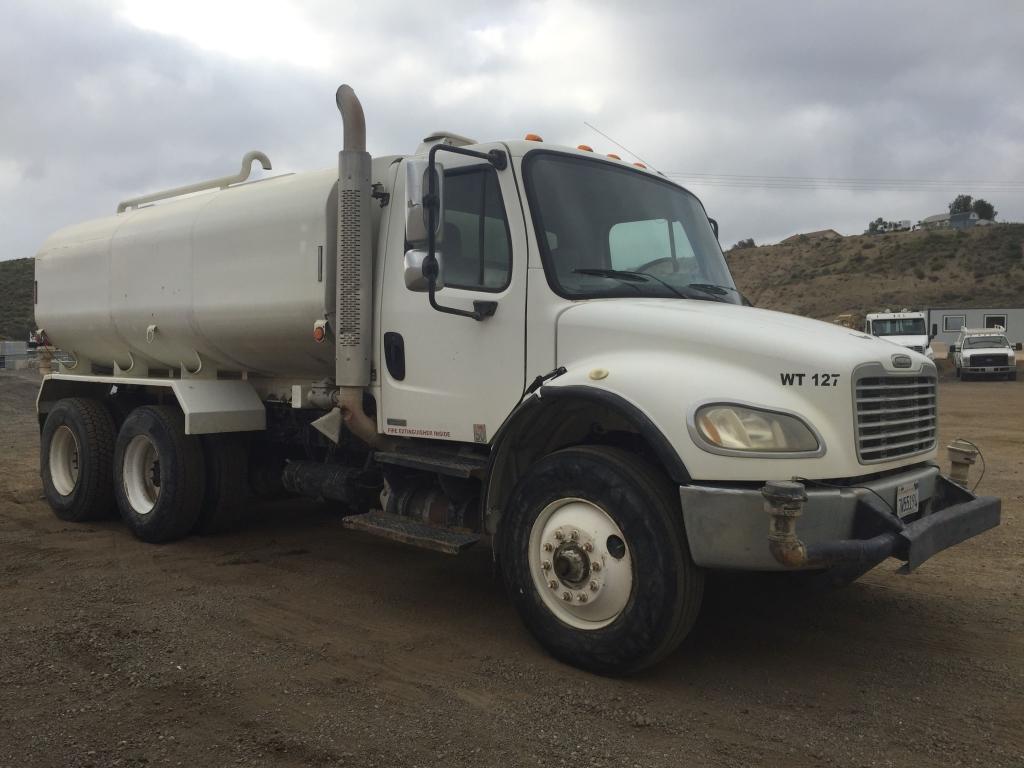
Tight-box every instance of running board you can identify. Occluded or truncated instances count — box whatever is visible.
[373,447,487,478]
[342,510,480,555]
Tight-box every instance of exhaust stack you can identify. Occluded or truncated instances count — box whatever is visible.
[335,84,372,387]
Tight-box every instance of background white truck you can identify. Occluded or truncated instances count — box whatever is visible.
[953,327,1018,380]
[32,85,1000,673]
[865,310,934,359]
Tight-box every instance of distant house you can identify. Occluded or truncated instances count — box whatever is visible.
[950,211,980,230]
[919,213,950,229]
[920,211,988,230]
[780,229,841,244]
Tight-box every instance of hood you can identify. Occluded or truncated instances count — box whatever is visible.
[961,343,1012,357]
[877,334,929,352]
[556,299,922,373]
[551,299,938,482]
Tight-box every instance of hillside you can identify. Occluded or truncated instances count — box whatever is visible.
[0,258,33,341]
[727,224,1024,322]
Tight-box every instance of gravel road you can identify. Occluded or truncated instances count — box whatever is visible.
[1,368,1021,768]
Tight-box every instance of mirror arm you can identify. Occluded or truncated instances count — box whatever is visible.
[423,143,507,321]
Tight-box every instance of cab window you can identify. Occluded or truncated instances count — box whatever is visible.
[442,167,512,291]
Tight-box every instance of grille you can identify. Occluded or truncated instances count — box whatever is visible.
[968,354,1009,367]
[855,374,936,463]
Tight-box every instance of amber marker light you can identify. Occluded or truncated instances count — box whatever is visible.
[633,162,647,169]
[525,133,543,142]
[607,153,621,160]
[313,325,326,343]
[577,144,594,152]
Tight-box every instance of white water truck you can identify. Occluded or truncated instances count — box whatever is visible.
[33,85,1000,673]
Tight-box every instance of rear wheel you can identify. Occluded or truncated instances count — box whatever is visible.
[193,434,249,534]
[114,405,206,543]
[40,398,116,522]
[499,446,703,674]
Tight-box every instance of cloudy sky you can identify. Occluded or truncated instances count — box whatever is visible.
[2,0,1022,260]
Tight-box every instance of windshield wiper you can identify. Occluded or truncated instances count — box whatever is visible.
[573,268,694,300]
[573,268,648,283]
[686,283,737,296]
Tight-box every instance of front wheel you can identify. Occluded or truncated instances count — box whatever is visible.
[499,446,703,674]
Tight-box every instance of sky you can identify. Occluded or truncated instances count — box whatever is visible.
[1,0,1023,260]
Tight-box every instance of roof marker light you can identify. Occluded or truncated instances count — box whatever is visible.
[577,144,594,152]
[633,162,647,169]
[607,153,621,160]
[525,133,543,142]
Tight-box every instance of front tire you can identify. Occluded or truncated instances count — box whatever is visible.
[499,446,703,674]
[40,398,117,522]
[114,406,206,543]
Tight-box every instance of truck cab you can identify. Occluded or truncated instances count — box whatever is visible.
[31,85,1001,674]
[865,310,934,360]
[954,327,1017,380]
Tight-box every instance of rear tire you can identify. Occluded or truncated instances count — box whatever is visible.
[194,434,249,535]
[499,446,703,674]
[40,398,116,522]
[114,406,206,543]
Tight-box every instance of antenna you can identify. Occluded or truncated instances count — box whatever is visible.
[583,122,663,176]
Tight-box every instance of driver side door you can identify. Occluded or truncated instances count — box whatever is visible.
[378,145,528,444]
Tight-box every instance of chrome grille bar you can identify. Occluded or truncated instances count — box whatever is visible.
[855,373,937,463]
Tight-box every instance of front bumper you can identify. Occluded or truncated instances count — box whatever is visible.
[680,466,1000,573]
[964,365,1015,374]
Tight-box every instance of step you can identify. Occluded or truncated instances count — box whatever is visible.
[373,447,488,478]
[342,510,480,555]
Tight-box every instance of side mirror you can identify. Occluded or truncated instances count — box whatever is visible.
[709,218,719,240]
[405,161,444,244]
[404,249,444,292]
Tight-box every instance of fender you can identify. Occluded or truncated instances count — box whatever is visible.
[535,385,690,483]
[483,383,691,533]
[37,374,265,434]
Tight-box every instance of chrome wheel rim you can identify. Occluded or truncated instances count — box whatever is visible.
[528,498,633,630]
[49,425,80,497]
[123,434,160,514]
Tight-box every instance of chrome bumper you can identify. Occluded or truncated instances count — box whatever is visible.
[680,465,999,572]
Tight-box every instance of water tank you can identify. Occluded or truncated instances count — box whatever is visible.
[36,169,345,378]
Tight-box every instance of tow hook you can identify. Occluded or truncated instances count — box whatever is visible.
[763,480,809,568]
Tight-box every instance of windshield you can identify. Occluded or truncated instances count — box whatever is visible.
[523,152,740,303]
[870,318,926,336]
[965,336,1009,348]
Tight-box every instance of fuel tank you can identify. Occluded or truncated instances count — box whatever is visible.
[35,164,386,379]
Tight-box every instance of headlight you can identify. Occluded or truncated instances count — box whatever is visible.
[691,403,822,455]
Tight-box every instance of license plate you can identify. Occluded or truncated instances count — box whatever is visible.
[896,482,919,518]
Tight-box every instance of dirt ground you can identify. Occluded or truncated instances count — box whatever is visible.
[1,367,1021,768]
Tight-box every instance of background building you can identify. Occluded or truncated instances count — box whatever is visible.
[927,307,1024,348]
